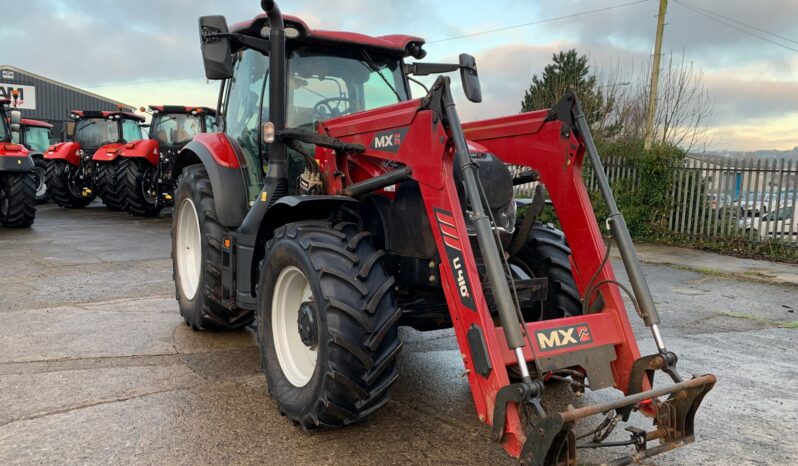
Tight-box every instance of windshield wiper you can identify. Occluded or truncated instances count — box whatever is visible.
[359,49,401,102]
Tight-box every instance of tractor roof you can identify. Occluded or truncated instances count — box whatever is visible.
[148,105,216,115]
[20,118,53,129]
[69,110,145,121]
[231,14,426,58]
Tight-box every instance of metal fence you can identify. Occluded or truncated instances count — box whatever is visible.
[513,156,798,247]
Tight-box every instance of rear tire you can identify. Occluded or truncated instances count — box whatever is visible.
[46,160,94,208]
[95,161,125,211]
[32,157,50,204]
[119,158,163,217]
[0,171,37,228]
[510,222,582,320]
[258,221,401,428]
[172,164,253,330]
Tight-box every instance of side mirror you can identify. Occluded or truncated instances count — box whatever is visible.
[459,54,482,103]
[199,15,233,80]
[9,110,21,132]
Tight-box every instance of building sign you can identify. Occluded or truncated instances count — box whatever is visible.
[1,70,13,79]
[0,84,36,110]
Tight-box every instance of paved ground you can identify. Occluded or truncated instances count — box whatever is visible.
[0,203,796,465]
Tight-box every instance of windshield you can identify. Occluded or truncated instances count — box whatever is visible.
[23,126,52,152]
[75,118,119,148]
[287,46,407,128]
[121,118,142,142]
[151,113,202,146]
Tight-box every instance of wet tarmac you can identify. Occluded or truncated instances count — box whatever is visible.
[0,202,796,465]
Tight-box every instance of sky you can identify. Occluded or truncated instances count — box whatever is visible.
[1,0,797,151]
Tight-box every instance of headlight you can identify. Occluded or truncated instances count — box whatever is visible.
[495,200,517,234]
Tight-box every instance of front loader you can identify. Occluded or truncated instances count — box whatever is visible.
[0,98,37,227]
[45,110,145,209]
[116,105,217,217]
[170,2,716,464]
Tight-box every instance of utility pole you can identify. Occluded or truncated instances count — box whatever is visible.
[644,0,668,150]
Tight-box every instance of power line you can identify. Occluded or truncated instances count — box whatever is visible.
[673,0,798,53]
[76,0,652,88]
[674,0,798,46]
[426,0,652,44]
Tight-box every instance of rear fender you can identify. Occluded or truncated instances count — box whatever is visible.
[174,138,249,228]
[118,139,159,166]
[44,141,80,166]
[0,144,34,171]
[92,142,126,163]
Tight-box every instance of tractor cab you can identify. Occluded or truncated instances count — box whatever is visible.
[71,110,144,155]
[13,119,54,203]
[148,106,217,154]
[16,119,54,153]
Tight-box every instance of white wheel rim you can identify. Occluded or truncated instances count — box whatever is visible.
[176,198,202,300]
[272,266,318,387]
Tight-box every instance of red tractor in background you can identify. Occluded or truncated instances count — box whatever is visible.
[13,118,54,203]
[171,2,716,464]
[45,110,145,209]
[116,106,217,216]
[0,98,36,227]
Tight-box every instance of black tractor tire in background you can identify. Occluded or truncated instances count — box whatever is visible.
[119,158,163,217]
[95,161,126,211]
[31,157,50,204]
[46,160,94,209]
[258,221,401,428]
[0,171,37,228]
[510,222,582,321]
[172,164,254,330]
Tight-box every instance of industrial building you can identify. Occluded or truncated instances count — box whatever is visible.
[0,65,134,142]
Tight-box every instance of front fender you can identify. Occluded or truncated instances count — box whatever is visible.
[44,141,80,166]
[240,195,359,298]
[118,139,159,166]
[175,138,249,228]
[92,142,126,163]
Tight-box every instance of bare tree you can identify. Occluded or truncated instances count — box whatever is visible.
[607,52,714,151]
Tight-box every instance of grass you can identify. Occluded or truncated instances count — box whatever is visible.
[718,312,798,329]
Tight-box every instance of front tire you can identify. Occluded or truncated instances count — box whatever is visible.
[258,221,401,428]
[510,222,582,320]
[0,171,37,228]
[45,160,94,208]
[95,161,125,211]
[172,164,253,330]
[119,158,163,217]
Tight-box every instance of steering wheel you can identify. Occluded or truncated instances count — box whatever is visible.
[313,97,358,119]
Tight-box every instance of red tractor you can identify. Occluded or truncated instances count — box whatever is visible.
[171,2,716,464]
[116,106,217,216]
[13,118,54,203]
[0,99,36,227]
[45,110,145,209]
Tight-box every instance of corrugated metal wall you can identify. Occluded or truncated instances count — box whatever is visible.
[0,66,132,141]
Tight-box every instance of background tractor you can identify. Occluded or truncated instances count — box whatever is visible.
[169,2,716,464]
[13,118,53,203]
[0,98,37,227]
[117,105,217,217]
[45,110,145,209]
